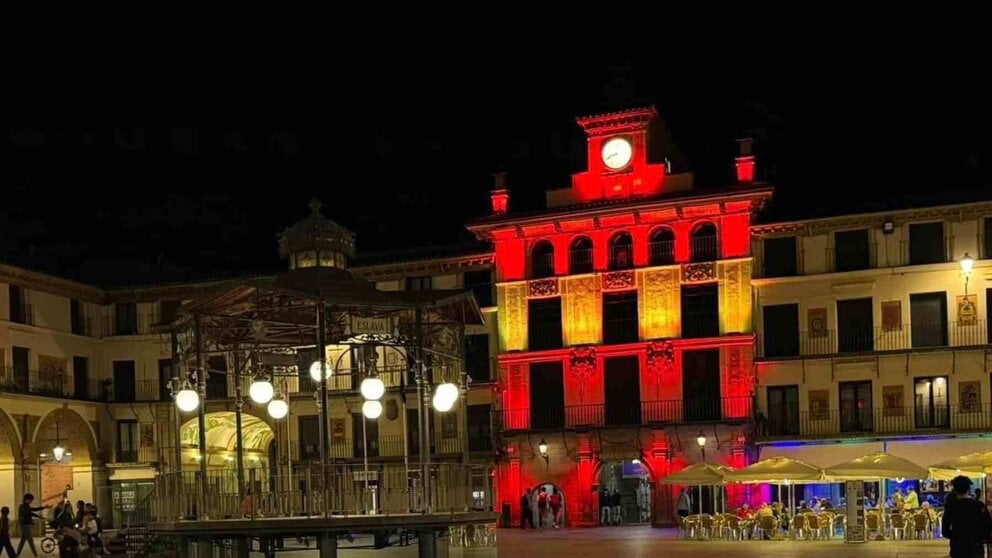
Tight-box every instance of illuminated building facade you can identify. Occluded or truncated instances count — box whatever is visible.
[469,107,772,526]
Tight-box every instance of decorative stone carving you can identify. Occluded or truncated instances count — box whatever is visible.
[569,347,597,383]
[528,278,559,298]
[562,275,601,345]
[681,262,717,283]
[603,270,635,290]
[646,340,675,378]
[726,347,745,384]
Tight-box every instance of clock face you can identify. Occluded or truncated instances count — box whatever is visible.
[601,137,633,170]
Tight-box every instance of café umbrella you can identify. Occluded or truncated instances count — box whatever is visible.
[660,463,733,514]
[724,456,824,516]
[823,452,928,481]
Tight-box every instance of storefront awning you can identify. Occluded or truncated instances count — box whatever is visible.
[760,437,992,476]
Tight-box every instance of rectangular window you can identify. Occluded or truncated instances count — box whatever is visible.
[113,361,136,401]
[115,303,138,335]
[837,298,873,352]
[116,420,139,463]
[158,359,173,402]
[834,229,871,272]
[405,276,432,291]
[839,381,872,432]
[12,346,29,390]
[766,385,800,436]
[465,334,491,382]
[761,304,800,357]
[463,270,493,307]
[9,285,26,324]
[352,413,379,458]
[763,237,798,277]
[527,298,563,350]
[529,362,564,430]
[602,292,639,344]
[682,349,721,422]
[914,376,949,429]
[681,284,720,338]
[159,300,182,325]
[73,356,90,399]
[70,298,84,335]
[910,292,948,348]
[407,408,436,455]
[985,218,992,259]
[467,404,492,452]
[909,222,945,265]
[604,356,641,426]
[298,416,320,460]
[206,356,228,398]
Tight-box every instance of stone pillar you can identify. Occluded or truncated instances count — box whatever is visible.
[176,536,190,558]
[318,532,337,558]
[417,528,448,558]
[235,536,250,558]
[645,433,672,527]
[575,434,596,527]
[504,455,521,525]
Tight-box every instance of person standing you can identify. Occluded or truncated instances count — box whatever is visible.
[536,487,549,529]
[942,475,992,558]
[904,487,920,511]
[676,488,691,518]
[1,507,17,558]
[549,488,563,529]
[519,489,534,529]
[611,490,622,526]
[16,494,46,558]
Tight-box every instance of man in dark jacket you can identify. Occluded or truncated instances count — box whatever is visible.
[519,489,534,529]
[16,493,46,557]
[942,476,992,558]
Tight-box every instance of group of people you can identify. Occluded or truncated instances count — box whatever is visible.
[598,489,623,526]
[0,490,108,558]
[519,487,563,529]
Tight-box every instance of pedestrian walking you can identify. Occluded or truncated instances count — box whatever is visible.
[1,507,17,558]
[520,489,534,529]
[16,493,46,558]
[942,475,992,558]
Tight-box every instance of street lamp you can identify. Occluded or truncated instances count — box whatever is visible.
[52,412,66,463]
[961,253,975,295]
[360,376,385,401]
[696,432,707,461]
[267,394,288,419]
[538,438,549,465]
[175,381,200,412]
[249,374,274,404]
[432,382,459,412]
[309,359,332,382]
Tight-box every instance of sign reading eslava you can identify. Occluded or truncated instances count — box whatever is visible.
[351,316,393,336]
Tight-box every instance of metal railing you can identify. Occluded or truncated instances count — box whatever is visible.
[753,248,805,278]
[530,252,555,279]
[900,237,952,267]
[527,323,563,351]
[115,446,157,464]
[757,321,989,358]
[149,463,489,521]
[758,404,992,440]
[648,240,676,266]
[569,248,594,274]
[0,367,107,400]
[827,242,877,272]
[603,317,639,344]
[134,380,164,401]
[501,397,753,433]
[682,313,721,339]
[101,313,162,337]
[379,435,405,457]
[690,235,718,262]
[608,245,634,270]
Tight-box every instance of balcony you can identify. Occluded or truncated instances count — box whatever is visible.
[648,240,676,266]
[134,380,165,401]
[115,446,158,464]
[0,367,107,401]
[101,313,162,337]
[757,321,988,359]
[757,404,992,441]
[570,249,594,274]
[499,397,752,433]
[690,235,718,263]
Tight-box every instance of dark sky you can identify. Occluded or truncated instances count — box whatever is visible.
[5,48,992,286]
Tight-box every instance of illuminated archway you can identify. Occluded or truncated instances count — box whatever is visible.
[690,222,718,262]
[32,407,99,507]
[608,232,633,270]
[530,240,555,279]
[180,412,275,471]
[0,408,22,508]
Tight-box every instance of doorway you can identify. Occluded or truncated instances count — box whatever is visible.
[598,460,652,526]
[531,483,566,529]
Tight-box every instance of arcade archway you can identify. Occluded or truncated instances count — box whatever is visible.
[32,407,99,507]
[180,412,276,475]
[0,408,22,507]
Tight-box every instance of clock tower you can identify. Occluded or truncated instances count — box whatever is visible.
[570,106,689,203]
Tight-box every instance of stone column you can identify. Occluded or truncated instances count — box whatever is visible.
[645,432,672,527]
[196,534,212,558]
[318,532,337,558]
[575,434,596,527]
[417,528,448,558]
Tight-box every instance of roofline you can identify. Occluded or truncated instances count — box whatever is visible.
[752,199,992,235]
[467,185,774,233]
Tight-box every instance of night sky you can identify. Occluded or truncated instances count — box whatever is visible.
[5,52,991,287]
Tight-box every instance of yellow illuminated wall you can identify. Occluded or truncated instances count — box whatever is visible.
[561,275,602,345]
[497,282,529,351]
[718,259,752,335]
[638,267,681,340]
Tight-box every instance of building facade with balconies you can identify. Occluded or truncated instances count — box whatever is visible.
[751,202,992,493]
[469,107,772,527]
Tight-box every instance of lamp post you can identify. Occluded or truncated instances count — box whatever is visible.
[961,253,975,295]
[538,439,549,465]
[696,432,707,461]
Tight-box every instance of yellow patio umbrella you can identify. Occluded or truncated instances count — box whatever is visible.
[659,462,732,485]
[823,452,928,481]
[930,451,992,479]
[723,456,824,484]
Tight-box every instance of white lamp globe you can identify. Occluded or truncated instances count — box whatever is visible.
[362,400,383,419]
[360,377,385,400]
[52,444,66,463]
[432,382,459,412]
[309,360,331,382]
[267,397,289,419]
[249,378,274,404]
[176,388,200,412]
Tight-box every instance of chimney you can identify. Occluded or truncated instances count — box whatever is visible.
[735,138,756,184]
[490,172,509,215]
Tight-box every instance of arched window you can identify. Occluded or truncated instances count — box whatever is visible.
[690,223,718,262]
[608,232,634,270]
[569,237,593,274]
[531,240,555,278]
[648,228,676,266]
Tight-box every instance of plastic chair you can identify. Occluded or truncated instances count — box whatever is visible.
[758,514,779,540]
[816,512,835,539]
[865,511,883,540]
[700,514,716,539]
[888,513,906,540]
[790,514,809,540]
[911,512,931,539]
